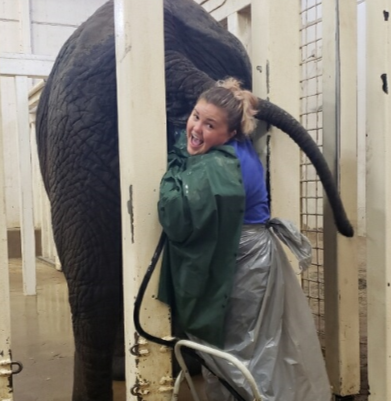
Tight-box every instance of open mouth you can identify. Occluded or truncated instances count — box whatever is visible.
[190,133,203,147]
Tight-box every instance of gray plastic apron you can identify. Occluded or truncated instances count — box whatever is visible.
[188,218,331,401]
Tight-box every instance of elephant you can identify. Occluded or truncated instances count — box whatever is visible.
[35,0,353,400]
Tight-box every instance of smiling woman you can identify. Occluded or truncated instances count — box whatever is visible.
[186,100,234,155]
[158,78,331,401]
[186,78,258,155]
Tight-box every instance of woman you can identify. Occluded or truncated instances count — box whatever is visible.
[158,78,331,401]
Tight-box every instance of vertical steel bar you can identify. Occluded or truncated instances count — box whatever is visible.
[15,76,36,296]
[322,0,360,395]
[0,75,14,401]
[114,1,172,399]
[366,0,391,400]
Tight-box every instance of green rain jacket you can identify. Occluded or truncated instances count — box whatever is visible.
[158,135,245,348]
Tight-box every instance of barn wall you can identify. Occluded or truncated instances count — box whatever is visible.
[1,0,107,230]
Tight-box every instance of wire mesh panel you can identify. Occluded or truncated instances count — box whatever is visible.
[299,0,325,347]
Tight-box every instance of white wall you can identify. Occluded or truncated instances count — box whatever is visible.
[0,0,107,228]
[31,0,108,55]
[1,1,22,228]
[1,78,19,228]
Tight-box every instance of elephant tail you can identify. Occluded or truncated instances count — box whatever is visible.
[255,98,354,238]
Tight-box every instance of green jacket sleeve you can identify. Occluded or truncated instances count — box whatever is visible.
[157,137,245,347]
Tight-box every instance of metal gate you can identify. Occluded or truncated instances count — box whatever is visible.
[300,0,360,396]
[299,0,326,347]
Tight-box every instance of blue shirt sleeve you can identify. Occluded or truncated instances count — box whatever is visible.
[228,139,270,224]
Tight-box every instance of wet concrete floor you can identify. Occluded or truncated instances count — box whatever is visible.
[8,259,206,401]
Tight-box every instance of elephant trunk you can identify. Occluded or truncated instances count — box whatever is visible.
[255,98,354,238]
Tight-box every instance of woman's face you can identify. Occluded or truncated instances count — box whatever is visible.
[186,99,235,155]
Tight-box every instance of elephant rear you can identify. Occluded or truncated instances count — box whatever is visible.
[35,0,257,399]
[36,2,124,400]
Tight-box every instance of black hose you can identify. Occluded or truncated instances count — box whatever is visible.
[133,231,177,347]
[133,231,248,401]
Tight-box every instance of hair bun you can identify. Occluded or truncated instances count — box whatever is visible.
[217,78,258,135]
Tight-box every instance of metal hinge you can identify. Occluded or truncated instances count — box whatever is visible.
[0,358,23,377]
[131,378,151,396]
[159,375,174,393]
[130,338,150,357]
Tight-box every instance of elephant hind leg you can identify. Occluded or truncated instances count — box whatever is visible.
[71,309,122,401]
[48,161,123,400]
[112,319,125,381]
[73,347,113,401]
[63,245,123,400]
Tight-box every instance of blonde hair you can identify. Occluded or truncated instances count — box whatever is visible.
[198,77,258,139]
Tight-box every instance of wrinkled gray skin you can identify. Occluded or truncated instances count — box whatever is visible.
[36,1,353,400]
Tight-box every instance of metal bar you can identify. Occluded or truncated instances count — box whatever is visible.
[171,370,184,401]
[205,0,251,22]
[174,340,263,401]
[0,53,54,78]
[114,1,171,399]
[0,66,14,401]
[227,10,251,55]
[173,348,201,401]
[15,76,36,296]
[322,0,360,395]
[366,0,391,400]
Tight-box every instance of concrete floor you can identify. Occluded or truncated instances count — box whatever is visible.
[8,255,369,401]
[8,259,205,401]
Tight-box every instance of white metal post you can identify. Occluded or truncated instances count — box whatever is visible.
[15,76,36,296]
[322,0,360,395]
[227,9,251,55]
[114,1,172,399]
[28,81,61,268]
[207,0,250,21]
[40,190,49,259]
[29,119,40,240]
[0,54,54,78]
[357,1,367,237]
[251,0,301,240]
[366,1,391,400]
[0,77,14,401]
